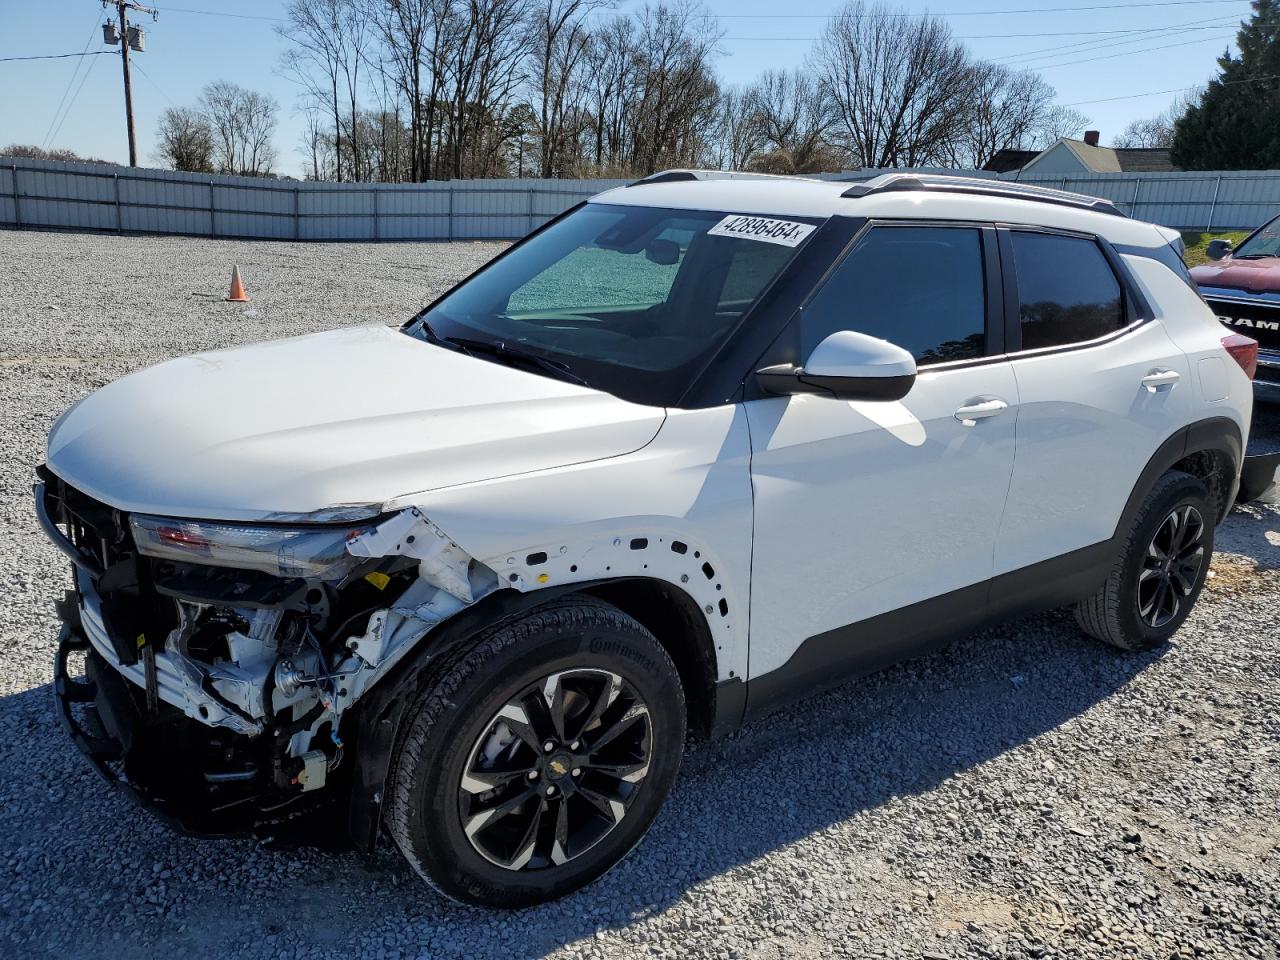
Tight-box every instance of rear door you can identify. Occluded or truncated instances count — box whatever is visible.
[993,227,1193,577]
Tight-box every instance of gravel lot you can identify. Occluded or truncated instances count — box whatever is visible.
[1,230,1278,960]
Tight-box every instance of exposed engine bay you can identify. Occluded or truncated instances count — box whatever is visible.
[38,467,500,837]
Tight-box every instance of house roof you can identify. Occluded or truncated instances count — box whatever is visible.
[1024,139,1177,174]
[1112,148,1177,173]
[982,149,1039,173]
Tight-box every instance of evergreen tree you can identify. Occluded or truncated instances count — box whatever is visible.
[1171,0,1280,169]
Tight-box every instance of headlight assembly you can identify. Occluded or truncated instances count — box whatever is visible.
[130,514,374,580]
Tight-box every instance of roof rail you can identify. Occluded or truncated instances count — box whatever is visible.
[627,169,819,187]
[840,173,1125,217]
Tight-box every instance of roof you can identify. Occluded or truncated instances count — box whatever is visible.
[593,171,1170,250]
[982,149,1039,173]
[1023,139,1176,174]
[1113,148,1176,173]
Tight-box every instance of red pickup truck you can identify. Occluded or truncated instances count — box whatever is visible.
[1190,214,1280,404]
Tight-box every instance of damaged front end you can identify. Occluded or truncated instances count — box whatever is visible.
[37,467,497,841]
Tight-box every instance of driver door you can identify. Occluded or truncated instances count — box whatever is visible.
[745,223,1018,703]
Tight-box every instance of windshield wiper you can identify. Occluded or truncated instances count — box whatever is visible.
[1231,254,1275,260]
[442,335,591,388]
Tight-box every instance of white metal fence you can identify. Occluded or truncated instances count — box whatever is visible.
[0,157,629,241]
[3,155,1279,240]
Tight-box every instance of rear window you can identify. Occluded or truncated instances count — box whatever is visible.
[1010,232,1125,350]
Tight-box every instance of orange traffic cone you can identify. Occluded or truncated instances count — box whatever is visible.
[225,264,250,302]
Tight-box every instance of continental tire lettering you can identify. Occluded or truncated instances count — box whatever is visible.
[589,637,657,673]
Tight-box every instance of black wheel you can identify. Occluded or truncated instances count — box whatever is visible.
[387,597,685,907]
[1075,470,1215,651]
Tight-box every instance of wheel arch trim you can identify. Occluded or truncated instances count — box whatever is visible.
[1117,416,1243,532]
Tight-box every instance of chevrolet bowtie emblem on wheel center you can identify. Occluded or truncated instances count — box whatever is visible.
[547,755,572,779]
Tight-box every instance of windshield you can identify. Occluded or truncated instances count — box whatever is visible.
[405,202,818,406]
[1234,215,1280,259]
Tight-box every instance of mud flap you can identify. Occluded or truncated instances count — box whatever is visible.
[1237,452,1280,504]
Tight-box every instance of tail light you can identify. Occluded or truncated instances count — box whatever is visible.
[1221,333,1258,380]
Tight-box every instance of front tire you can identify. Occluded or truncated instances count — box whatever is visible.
[387,597,686,907]
[1075,470,1215,651]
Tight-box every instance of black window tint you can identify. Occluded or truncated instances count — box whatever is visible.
[801,226,986,365]
[1010,231,1124,350]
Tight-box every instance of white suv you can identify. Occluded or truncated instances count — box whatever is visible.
[39,172,1268,907]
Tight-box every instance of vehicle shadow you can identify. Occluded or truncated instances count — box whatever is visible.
[3,504,1275,960]
[0,609,1161,960]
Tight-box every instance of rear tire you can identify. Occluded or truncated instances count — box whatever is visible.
[387,596,685,907]
[1075,470,1214,651]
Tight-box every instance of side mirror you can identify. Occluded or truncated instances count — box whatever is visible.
[756,330,917,402]
[1206,238,1233,261]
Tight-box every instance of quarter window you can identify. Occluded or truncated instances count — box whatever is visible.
[800,226,987,365]
[1010,231,1125,350]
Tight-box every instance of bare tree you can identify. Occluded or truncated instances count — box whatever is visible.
[584,15,636,170]
[744,69,836,173]
[155,107,214,172]
[201,81,279,176]
[706,86,763,170]
[529,0,608,177]
[368,0,452,180]
[439,0,532,178]
[816,1,974,169]
[1114,91,1198,149]
[259,0,1100,181]
[297,103,336,179]
[279,0,349,180]
[1033,105,1090,147]
[627,2,723,174]
[948,64,1059,168]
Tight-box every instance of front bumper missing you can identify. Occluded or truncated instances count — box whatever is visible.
[53,614,336,839]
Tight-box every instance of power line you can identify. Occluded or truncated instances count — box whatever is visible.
[713,0,1250,16]
[160,5,284,20]
[1030,32,1235,69]
[1059,72,1279,105]
[726,16,1238,44]
[727,24,1239,40]
[40,11,105,151]
[130,59,174,107]
[146,0,1251,22]
[47,54,103,150]
[996,14,1236,63]
[0,51,117,62]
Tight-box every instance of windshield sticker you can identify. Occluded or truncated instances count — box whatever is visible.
[707,215,816,247]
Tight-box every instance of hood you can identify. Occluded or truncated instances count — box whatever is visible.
[47,325,666,522]
[1190,256,1280,295]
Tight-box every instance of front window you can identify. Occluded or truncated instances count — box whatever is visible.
[406,203,818,406]
[799,225,988,365]
[1233,215,1280,259]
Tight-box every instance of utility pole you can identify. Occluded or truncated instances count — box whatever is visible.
[101,0,157,167]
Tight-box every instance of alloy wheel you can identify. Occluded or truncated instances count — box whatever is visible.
[1138,504,1206,629]
[457,668,652,871]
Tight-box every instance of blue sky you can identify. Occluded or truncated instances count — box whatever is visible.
[1,0,1255,176]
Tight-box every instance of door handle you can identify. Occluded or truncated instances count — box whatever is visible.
[954,397,1009,425]
[1141,369,1181,392]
